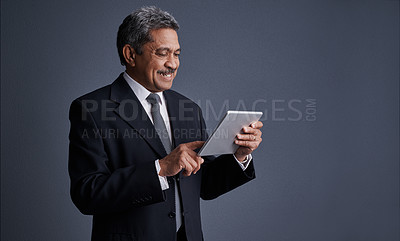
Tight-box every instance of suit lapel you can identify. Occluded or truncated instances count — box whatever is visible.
[110,74,168,158]
[164,90,184,149]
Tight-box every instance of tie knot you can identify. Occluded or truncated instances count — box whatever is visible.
[147,93,161,105]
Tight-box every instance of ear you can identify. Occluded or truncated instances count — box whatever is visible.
[122,44,136,67]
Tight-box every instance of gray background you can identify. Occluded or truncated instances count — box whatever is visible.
[1,0,399,241]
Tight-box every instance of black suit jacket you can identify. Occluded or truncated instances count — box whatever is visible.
[68,74,255,241]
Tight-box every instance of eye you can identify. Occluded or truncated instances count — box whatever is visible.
[156,52,168,57]
[174,53,180,57]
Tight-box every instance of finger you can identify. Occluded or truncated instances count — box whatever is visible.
[193,156,204,174]
[236,134,259,141]
[234,139,258,150]
[187,154,204,175]
[181,160,192,176]
[250,121,263,129]
[183,168,191,176]
[185,141,205,150]
[185,148,201,161]
[242,126,262,135]
[185,149,204,174]
[181,155,198,176]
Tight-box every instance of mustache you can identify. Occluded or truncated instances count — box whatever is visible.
[157,69,176,75]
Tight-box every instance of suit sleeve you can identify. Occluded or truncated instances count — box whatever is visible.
[198,108,256,200]
[68,99,165,215]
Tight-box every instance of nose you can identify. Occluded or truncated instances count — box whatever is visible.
[165,55,179,70]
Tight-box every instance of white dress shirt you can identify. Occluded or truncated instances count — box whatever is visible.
[123,72,252,191]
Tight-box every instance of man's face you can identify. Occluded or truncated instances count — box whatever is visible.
[131,28,181,92]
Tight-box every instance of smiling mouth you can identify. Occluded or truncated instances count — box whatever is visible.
[159,72,172,77]
[157,69,175,78]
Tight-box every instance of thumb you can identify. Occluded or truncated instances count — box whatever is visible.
[185,141,205,150]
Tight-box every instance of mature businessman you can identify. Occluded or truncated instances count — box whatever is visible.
[68,6,263,241]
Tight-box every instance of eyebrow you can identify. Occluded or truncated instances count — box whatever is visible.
[155,47,181,53]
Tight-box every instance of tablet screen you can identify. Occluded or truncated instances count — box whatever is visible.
[198,110,263,156]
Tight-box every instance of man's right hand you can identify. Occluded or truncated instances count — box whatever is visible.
[159,141,205,177]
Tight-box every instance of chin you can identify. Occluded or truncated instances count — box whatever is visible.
[160,84,173,91]
[155,80,174,92]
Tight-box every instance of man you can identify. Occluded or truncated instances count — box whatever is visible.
[68,6,263,241]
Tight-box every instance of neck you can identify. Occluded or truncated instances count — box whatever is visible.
[125,68,156,92]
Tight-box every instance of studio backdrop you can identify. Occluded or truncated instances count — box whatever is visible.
[1,0,399,241]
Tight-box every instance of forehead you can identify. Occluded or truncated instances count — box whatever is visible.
[147,28,180,50]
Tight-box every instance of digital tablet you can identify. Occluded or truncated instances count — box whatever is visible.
[197,110,263,156]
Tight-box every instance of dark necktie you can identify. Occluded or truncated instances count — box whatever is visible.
[146,93,172,153]
[146,93,182,231]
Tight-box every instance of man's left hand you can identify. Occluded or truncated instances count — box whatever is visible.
[234,121,263,162]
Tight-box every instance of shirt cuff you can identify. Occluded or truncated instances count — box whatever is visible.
[155,159,169,190]
[233,154,253,171]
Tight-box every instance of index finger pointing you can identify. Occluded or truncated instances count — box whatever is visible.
[185,141,205,150]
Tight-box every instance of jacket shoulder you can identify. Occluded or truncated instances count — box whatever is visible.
[73,84,112,103]
[165,89,200,108]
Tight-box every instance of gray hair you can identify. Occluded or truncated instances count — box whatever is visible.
[117,6,180,66]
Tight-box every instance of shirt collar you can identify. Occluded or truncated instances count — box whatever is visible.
[123,72,164,105]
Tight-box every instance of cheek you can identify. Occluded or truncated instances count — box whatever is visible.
[149,62,161,72]
[151,61,164,73]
